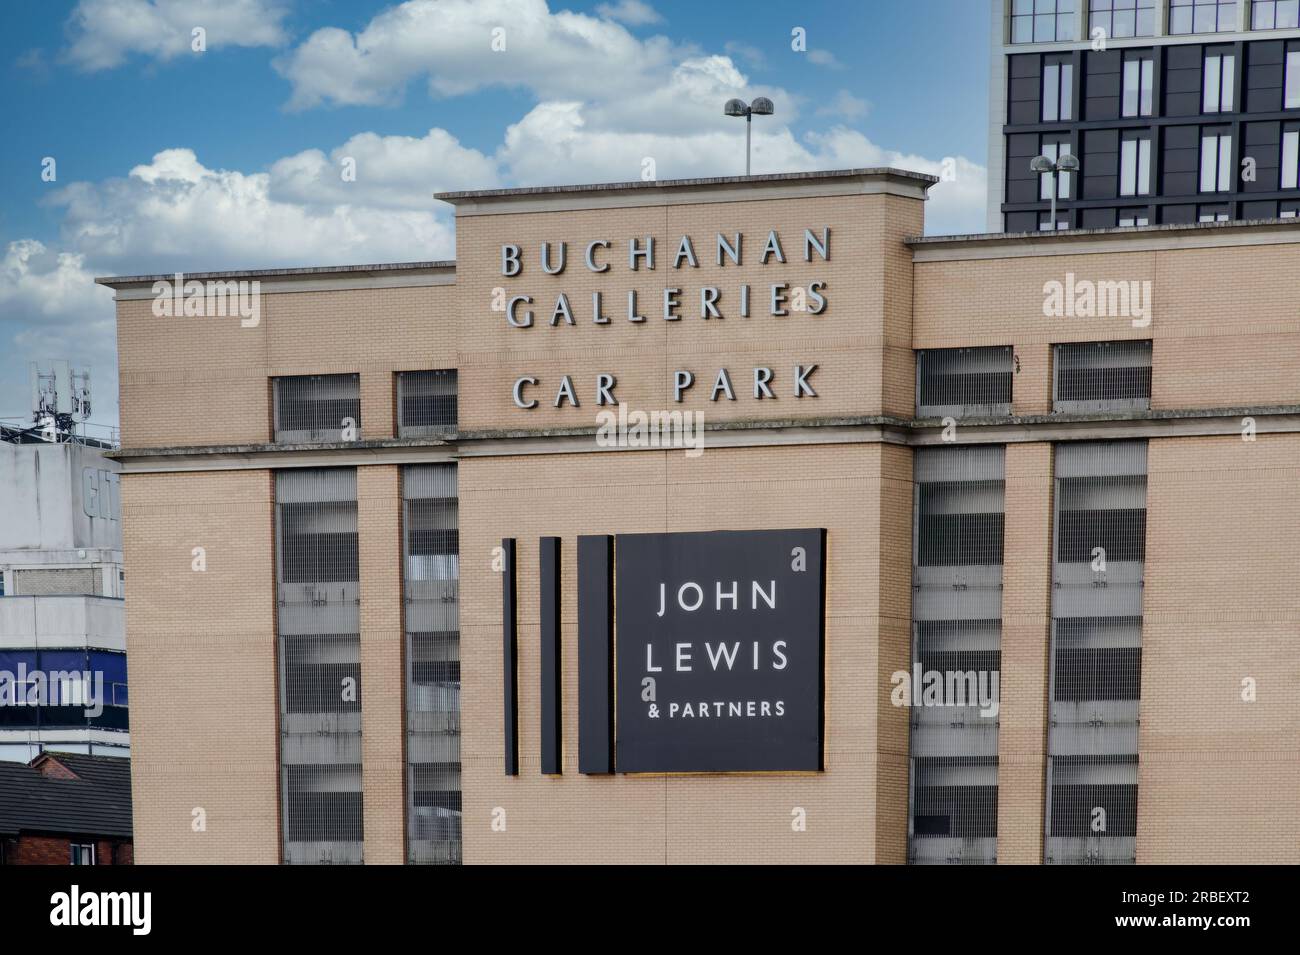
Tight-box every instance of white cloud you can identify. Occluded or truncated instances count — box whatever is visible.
[275,0,678,110]
[47,148,457,274]
[595,0,662,26]
[64,0,289,71]
[499,103,986,235]
[269,128,500,209]
[723,40,764,69]
[0,240,118,424]
[815,89,870,119]
[806,49,842,69]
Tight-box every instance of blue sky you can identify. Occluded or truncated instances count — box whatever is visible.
[0,0,991,429]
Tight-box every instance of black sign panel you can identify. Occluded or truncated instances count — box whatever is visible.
[615,529,826,773]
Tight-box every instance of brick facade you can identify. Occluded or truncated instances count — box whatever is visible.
[104,171,1300,864]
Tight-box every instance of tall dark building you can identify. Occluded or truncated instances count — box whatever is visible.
[989,0,1300,231]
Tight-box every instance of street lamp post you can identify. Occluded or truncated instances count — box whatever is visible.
[724,97,775,175]
[1030,153,1080,230]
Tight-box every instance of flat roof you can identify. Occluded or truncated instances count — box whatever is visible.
[434,167,939,202]
[96,260,455,289]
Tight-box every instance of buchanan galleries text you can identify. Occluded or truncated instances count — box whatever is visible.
[496,227,831,327]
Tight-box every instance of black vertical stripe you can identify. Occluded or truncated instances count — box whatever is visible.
[502,537,518,776]
[539,536,562,775]
[577,535,614,774]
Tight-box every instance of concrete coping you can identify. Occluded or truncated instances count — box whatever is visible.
[106,405,1300,459]
[435,168,938,201]
[435,168,938,214]
[95,260,457,290]
[909,215,1300,250]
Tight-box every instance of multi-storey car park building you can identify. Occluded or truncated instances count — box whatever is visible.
[98,168,1299,865]
[989,0,1300,231]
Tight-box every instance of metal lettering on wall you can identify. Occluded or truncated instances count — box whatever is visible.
[496,230,831,411]
[614,528,826,774]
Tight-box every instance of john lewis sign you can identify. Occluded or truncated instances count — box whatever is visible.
[614,528,826,773]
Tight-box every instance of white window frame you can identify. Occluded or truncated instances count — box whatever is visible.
[1254,0,1300,30]
[1283,130,1300,189]
[1120,137,1152,197]
[1203,53,1235,114]
[1122,57,1154,117]
[1287,50,1300,110]
[1200,133,1233,192]
[70,843,96,865]
[1043,61,1074,122]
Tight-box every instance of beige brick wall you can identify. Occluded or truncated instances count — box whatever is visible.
[357,466,406,863]
[112,186,1300,866]
[116,284,457,448]
[996,442,1053,864]
[121,470,280,863]
[453,194,923,431]
[1138,434,1300,863]
[458,443,911,863]
[914,242,1300,411]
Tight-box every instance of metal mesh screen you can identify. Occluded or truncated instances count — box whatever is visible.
[1046,441,1147,864]
[397,370,458,436]
[403,464,461,864]
[1053,341,1152,413]
[909,445,1005,865]
[275,468,363,864]
[273,374,361,443]
[916,346,1014,418]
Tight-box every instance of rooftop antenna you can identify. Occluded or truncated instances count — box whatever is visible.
[28,360,92,441]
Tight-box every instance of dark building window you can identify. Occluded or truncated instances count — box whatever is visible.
[274,468,363,864]
[916,346,1014,418]
[1198,203,1231,220]
[1089,0,1156,38]
[1118,208,1150,226]
[1054,341,1152,413]
[402,464,461,865]
[1013,0,1078,43]
[1168,0,1238,34]
[273,374,361,444]
[1045,442,1147,865]
[1254,0,1300,29]
[70,844,96,865]
[909,446,1006,865]
[397,370,457,435]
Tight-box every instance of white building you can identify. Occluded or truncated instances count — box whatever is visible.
[0,425,127,762]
